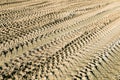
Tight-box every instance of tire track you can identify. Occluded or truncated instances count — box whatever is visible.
[0,0,120,80]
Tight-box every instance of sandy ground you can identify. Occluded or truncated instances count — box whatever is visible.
[0,0,120,80]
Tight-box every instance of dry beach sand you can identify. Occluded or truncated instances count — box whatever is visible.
[0,0,120,80]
